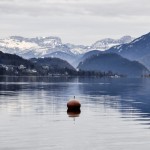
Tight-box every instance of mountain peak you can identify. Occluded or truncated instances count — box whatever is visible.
[119,35,134,43]
[106,32,150,69]
[91,35,134,51]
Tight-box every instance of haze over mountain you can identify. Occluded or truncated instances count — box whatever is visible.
[73,50,102,67]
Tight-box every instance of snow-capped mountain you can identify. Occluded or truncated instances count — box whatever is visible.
[107,33,150,59]
[91,36,134,51]
[0,36,67,58]
[106,32,150,69]
[0,35,134,62]
[65,43,89,55]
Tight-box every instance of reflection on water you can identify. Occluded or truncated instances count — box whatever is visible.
[67,110,81,118]
[0,76,150,150]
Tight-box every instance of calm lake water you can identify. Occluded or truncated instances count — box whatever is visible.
[0,76,150,150]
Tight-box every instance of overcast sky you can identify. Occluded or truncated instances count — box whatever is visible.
[0,0,150,45]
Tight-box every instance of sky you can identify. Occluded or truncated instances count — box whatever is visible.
[0,0,150,45]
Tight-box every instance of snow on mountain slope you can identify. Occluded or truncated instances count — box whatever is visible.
[0,36,66,58]
[106,32,150,70]
[91,36,134,51]
[0,38,39,50]
[0,35,134,59]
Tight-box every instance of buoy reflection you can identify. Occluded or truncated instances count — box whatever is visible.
[67,109,81,118]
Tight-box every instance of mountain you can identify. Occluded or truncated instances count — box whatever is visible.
[1,50,149,77]
[43,51,78,65]
[0,36,88,58]
[73,50,102,67]
[30,57,76,74]
[77,53,149,77]
[0,51,42,75]
[91,36,134,51]
[65,43,89,55]
[0,51,34,68]
[106,33,150,69]
[0,36,71,58]
[0,51,77,76]
[0,35,134,61]
[140,54,150,69]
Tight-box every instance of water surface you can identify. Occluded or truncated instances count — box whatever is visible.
[0,76,150,150]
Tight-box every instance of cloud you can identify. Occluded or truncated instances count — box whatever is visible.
[0,0,149,44]
[0,0,150,17]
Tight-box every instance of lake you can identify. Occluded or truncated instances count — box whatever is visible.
[0,76,150,150]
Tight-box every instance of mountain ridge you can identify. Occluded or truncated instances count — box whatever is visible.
[106,32,150,69]
[77,53,149,77]
[0,35,134,60]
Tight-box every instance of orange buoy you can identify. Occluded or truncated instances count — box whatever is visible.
[67,100,81,111]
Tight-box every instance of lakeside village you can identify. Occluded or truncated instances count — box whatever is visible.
[0,64,122,78]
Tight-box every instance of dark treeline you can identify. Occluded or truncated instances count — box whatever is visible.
[0,51,122,77]
[0,65,121,77]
